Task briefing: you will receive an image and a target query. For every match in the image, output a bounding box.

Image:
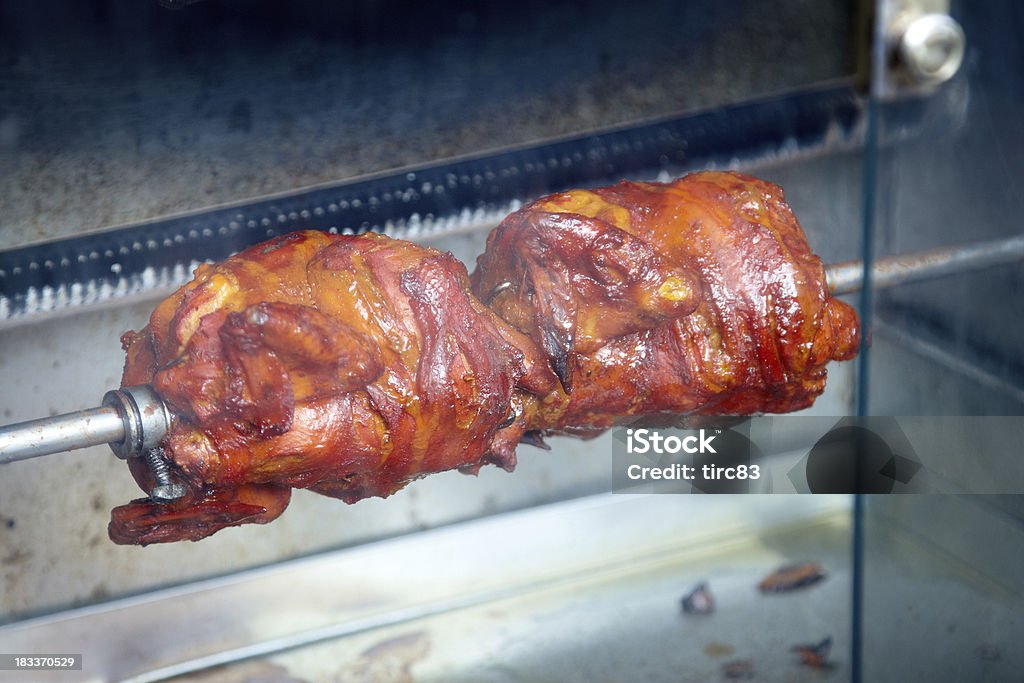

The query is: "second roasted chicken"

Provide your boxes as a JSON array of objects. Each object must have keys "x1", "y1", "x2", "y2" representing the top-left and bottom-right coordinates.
[
  {"x1": 473, "y1": 172, "x2": 860, "y2": 434},
  {"x1": 110, "y1": 171, "x2": 859, "y2": 544}
]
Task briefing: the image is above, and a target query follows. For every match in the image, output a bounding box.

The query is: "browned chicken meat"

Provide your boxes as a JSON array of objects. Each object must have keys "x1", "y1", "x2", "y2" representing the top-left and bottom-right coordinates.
[
  {"x1": 111, "y1": 231, "x2": 554, "y2": 544},
  {"x1": 110, "y1": 171, "x2": 859, "y2": 545},
  {"x1": 472, "y1": 172, "x2": 860, "y2": 434}
]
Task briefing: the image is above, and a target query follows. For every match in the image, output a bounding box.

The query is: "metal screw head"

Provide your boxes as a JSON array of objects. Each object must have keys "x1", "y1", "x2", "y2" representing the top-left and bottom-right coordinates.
[
  {"x1": 898, "y1": 13, "x2": 966, "y2": 85},
  {"x1": 149, "y1": 482, "x2": 188, "y2": 503}
]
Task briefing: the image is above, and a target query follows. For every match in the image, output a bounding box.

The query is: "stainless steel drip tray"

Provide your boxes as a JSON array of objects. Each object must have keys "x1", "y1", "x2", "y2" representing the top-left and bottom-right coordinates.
[{"x1": 1, "y1": 495, "x2": 853, "y2": 683}]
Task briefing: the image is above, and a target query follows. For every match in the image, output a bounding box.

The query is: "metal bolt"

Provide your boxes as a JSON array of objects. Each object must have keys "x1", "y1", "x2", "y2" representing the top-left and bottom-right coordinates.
[
  {"x1": 144, "y1": 447, "x2": 187, "y2": 503},
  {"x1": 897, "y1": 13, "x2": 965, "y2": 86}
]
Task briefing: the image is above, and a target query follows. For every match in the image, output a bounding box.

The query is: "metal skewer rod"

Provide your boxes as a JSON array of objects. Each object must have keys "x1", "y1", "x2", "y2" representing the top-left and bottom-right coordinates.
[
  {"x1": 1, "y1": 235, "x2": 1023, "y2": 465},
  {"x1": 826, "y1": 234, "x2": 1024, "y2": 295},
  {"x1": 0, "y1": 405, "x2": 125, "y2": 464},
  {"x1": 0, "y1": 386, "x2": 169, "y2": 465}
]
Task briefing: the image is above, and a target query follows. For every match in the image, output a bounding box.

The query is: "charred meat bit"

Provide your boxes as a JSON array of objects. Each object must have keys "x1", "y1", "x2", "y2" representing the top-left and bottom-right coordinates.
[
  {"x1": 758, "y1": 562, "x2": 827, "y2": 593},
  {"x1": 791, "y1": 636, "x2": 833, "y2": 668}
]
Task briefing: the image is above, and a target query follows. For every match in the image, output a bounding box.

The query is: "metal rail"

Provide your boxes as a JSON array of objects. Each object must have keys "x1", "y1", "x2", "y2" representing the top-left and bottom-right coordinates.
[
  {"x1": 0, "y1": 85, "x2": 865, "y2": 325},
  {"x1": 827, "y1": 234, "x2": 1024, "y2": 295}
]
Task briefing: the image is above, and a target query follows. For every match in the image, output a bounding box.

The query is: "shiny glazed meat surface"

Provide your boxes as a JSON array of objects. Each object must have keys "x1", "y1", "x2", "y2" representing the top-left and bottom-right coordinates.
[
  {"x1": 111, "y1": 172, "x2": 858, "y2": 544},
  {"x1": 111, "y1": 231, "x2": 553, "y2": 544},
  {"x1": 472, "y1": 172, "x2": 859, "y2": 433}
]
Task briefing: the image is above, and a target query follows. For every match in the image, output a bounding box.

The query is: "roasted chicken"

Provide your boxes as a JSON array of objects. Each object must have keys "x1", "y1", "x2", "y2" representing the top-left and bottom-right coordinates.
[
  {"x1": 111, "y1": 231, "x2": 554, "y2": 544},
  {"x1": 472, "y1": 172, "x2": 860, "y2": 434},
  {"x1": 110, "y1": 171, "x2": 859, "y2": 545}
]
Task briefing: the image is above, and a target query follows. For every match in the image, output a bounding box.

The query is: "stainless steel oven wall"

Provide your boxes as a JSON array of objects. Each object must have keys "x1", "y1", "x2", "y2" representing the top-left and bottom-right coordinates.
[
  {"x1": 0, "y1": 0, "x2": 863, "y2": 625},
  {"x1": 0, "y1": 0, "x2": 856, "y2": 248}
]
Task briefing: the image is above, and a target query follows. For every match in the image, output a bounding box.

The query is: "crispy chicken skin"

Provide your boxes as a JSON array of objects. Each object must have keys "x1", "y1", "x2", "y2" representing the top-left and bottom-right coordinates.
[
  {"x1": 471, "y1": 172, "x2": 860, "y2": 433},
  {"x1": 111, "y1": 231, "x2": 553, "y2": 545},
  {"x1": 110, "y1": 172, "x2": 859, "y2": 544}
]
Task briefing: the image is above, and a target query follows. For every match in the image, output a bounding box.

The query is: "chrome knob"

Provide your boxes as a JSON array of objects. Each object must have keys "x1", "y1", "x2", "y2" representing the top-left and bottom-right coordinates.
[{"x1": 897, "y1": 13, "x2": 965, "y2": 86}]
